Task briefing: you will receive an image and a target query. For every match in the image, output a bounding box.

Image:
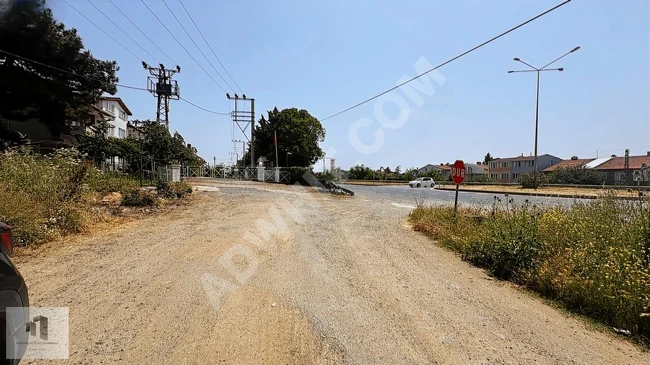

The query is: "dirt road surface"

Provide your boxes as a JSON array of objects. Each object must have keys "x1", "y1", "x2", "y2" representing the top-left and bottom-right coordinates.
[{"x1": 17, "y1": 180, "x2": 648, "y2": 364}]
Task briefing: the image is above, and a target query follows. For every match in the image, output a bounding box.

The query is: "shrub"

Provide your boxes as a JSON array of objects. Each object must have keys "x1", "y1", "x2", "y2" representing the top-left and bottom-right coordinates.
[
  {"x1": 409, "y1": 194, "x2": 650, "y2": 339},
  {"x1": 0, "y1": 148, "x2": 90, "y2": 244},
  {"x1": 464, "y1": 199, "x2": 542, "y2": 281},
  {"x1": 288, "y1": 167, "x2": 313, "y2": 185},
  {"x1": 170, "y1": 182, "x2": 193, "y2": 198},
  {"x1": 517, "y1": 171, "x2": 548, "y2": 188},
  {"x1": 86, "y1": 169, "x2": 140, "y2": 194},
  {"x1": 548, "y1": 166, "x2": 606, "y2": 185},
  {"x1": 156, "y1": 180, "x2": 192, "y2": 199},
  {"x1": 120, "y1": 189, "x2": 159, "y2": 207}
]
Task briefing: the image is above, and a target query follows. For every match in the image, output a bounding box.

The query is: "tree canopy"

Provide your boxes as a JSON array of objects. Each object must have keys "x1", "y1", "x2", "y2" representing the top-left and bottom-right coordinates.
[
  {"x1": 0, "y1": 0, "x2": 118, "y2": 137},
  {"x1": 483, "y1": 152, "x2": 494, "y2": 165},
  {"x1": 76, "y1": 120, "x2": 205, "y2": 168},
  {"x1": 241, "y1": 107, "x2": 325, "y2": 167}
]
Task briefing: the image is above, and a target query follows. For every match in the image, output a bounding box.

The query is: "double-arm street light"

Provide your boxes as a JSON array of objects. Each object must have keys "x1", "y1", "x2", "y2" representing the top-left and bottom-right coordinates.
[{"x1": 508, "y1": 46, "x2": 580, "y2": 188}]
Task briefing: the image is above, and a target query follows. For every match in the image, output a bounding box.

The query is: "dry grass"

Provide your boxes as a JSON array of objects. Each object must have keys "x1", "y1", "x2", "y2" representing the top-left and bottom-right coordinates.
[
  {"x1": 0, "y1": 148, "x2": 190, "y2": 247},
  {"x1": 409, "y1": 194, "x2": 650, "y2": 341}
]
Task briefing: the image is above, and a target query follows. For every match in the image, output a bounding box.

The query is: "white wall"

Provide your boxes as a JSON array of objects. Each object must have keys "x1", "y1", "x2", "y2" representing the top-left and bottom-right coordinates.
[{"x1": 99, "y1": 99, "x2": 129, "y2": 139}]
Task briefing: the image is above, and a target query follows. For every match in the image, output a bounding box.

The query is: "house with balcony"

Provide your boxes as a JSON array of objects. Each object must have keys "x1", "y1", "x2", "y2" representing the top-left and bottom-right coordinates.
[
  {"x1": 95, "y1": 96, "x2": 132, "y2": 139},
  {"x1": 488, "y1": 154, "x2": 562, "y2": 183}
]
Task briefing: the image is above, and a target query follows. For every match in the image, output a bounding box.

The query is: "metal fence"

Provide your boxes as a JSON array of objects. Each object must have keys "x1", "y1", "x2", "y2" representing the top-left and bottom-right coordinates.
[{"x1": 181, "y1": 166, "x2": 291, "y2": 184}]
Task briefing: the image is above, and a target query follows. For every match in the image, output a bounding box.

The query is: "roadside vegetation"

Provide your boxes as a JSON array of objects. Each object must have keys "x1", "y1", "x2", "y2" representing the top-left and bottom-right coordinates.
[
  {"x1": 0, "y1": 148, "x2": 192, "y2": 246},
  {"x1": 409, "y1": 193, "x2": 650, "y2": 341}
]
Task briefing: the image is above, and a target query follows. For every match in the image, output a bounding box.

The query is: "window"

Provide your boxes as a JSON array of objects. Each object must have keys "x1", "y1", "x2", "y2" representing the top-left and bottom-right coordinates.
[
  {"x1": 103, "y1": 101, "x2": 115, "y2": 113},
  {"x1": 119, "y1": 110, "x2": 127, "y2": 120},
  {"x1": 618, "y1": 173, "x2": 626, "y2": 181},
  {"x1": 514, "y1": 161, "x2": 521, "y2": 167},
  {"x1": 106, "y1": 124, "x2": 115, "y2": 137},
  {"x1": 490, "y1": 162, "x2": 497, "y2": 169},
  {"x1": 490, "y1": 173, "x2": 498, "y2": 179},
  {"x1": 502, "y1": 162, "x2": 508, "y2": 168},
  {"x1": 118, "y1": 128, "x2": 126, "y2": 138},
  {"x1": 501, "y1": 173, "x2": 509, "y2": 180}
]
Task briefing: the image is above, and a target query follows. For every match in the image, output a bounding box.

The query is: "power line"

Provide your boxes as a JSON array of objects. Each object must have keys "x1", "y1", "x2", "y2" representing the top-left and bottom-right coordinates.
[
  {"x1": 180, "y1": 97, "x2": 230, "y2": 115},
  {"x1": 62, "y1": 0, "x2": 144, "y2": 62},
  {"x1": 140, "y1": 0, "x2": 228, "y2": 93},
  {"x1": 178, "y1": 0, "x2": 244, "y2": 94},
  {"x1": 0, "y1": 49, "x2": 228, "y2": 115},
  {"x1": 321, "y1": 0, "x2": 573, "y2": 121},
  {"x1": 108, "y1": 0, "x2": 177, "y2": 66},
  {"x1": 162, "y1": 0, "x2": 234, "y2": 92},
  {"x1": 86, "y1": 0, "x2": 158, "y2": 63}
]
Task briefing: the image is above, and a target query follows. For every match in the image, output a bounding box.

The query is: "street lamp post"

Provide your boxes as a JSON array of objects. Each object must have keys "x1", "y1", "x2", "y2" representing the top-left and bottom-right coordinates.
[{"x1": 508, "y1": 46, "x2": 580, "y2": 189}]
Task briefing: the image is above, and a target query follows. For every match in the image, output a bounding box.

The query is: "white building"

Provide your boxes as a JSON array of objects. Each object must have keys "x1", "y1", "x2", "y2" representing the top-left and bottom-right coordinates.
[{"x1": 97, "y1": 96, "x2": 132, "y2": 139}]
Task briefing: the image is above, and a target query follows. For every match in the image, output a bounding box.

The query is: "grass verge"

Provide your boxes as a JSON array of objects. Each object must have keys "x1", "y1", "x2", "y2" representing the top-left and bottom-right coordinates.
[
  {"x1": 409, "y1": 193, "x2": 650, "y2": 342},
  {"x1": 0, "y1": 148, "x2": 192, "y2": 246}
]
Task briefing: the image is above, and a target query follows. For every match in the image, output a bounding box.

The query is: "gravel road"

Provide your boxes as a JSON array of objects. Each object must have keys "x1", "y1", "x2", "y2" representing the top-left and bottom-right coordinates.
[{"x1": 16, "y1": 180, "x2": 648, "y2": 364}]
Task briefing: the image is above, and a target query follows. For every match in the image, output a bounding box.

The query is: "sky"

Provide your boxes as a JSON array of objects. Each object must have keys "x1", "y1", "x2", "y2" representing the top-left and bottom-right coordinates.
[{"x1": 45, "y1": 0, "x2": 649, "y2": 171}]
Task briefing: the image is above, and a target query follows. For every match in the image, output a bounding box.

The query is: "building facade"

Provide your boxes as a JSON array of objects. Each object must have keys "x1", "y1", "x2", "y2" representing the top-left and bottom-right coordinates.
[
  {"x1": 488, "y1": 154, "x2": 562, "y2": 183},
  {"x1": 417, "y1": 164, "x2": 451, "y2": 180},
  {"x1": 97, "y1": 96, "x2": 132, "y2": 139},
  {"x1": 540, "y1": 153, "x2": 650, "y2": 185}
]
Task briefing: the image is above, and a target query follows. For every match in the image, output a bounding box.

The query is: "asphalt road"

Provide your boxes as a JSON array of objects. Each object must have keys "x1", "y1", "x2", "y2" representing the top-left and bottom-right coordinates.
[{"x1": 339, "y1": 184, "x2": 580, "y2": 208}]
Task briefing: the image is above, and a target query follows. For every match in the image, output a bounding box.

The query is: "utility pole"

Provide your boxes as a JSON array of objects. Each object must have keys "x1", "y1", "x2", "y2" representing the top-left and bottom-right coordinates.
[
  {"x1": 226, "y1": 94, "x2": 255, "y2": 166},
  {"x1": 143, "y1": 62, "x2": 181, "y2": 129},
  {"x1": 624, "y1": 148, "x2": 630, "y2": 185}
]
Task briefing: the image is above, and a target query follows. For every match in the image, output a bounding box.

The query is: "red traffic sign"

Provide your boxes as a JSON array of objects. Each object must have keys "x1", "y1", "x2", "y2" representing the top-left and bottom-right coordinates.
[{"x1": 451, "y1": 160, "x2": 466, "y2": 184}]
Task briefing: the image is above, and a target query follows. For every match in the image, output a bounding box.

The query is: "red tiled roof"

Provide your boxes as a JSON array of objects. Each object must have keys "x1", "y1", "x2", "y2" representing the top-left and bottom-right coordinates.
[
  {"x1": 541, "y1": 158, "x2": 595, "y2": 172},
  {"x1": 438, "y1": 165, "x2": 451, "y2": 170},
  {"x1": 594, "y1": 155, "x2": 650, "y2": 170}
]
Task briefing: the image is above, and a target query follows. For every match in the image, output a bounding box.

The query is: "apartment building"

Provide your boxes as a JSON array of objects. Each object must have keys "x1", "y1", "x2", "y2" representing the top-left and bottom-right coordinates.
[
  {"x1": 97, "y1": 96, "x2": 132, "y2": 139},
  {"x1": 488, "y1": 154, "x2": 562, "y2": 183}
]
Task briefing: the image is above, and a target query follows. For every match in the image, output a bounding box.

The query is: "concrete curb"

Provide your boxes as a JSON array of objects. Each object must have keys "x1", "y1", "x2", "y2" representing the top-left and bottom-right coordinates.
[{"x1": 435, "y1": 187, "x2": 641, "y2": 201}]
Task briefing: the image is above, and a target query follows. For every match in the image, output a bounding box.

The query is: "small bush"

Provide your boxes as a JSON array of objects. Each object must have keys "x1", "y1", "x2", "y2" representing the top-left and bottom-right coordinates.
[
  {"x1": 86, "y1": 169, "x2": 140, "y2": 194},
  {"x1": 288, "y1": 167, "x2": 313, "y2": 185},
  {"x1": 517, "y1": 171, "x2": 549, "y2": 188},
  {"x1": 0, "y1": 148, "x2": 90, "y2": 244},
  {"x1": 156, "y1": 180, "x2": 192, "y2": 199},
  {"x1": 121, "y1": 189, "x2": 159, "y2": 207},
  {"x1": 548, "y1": 166, "x2": 606, "y2": 185},
  {"x1": 170, "y1": 182, "x2": 193, "y2": 198}
]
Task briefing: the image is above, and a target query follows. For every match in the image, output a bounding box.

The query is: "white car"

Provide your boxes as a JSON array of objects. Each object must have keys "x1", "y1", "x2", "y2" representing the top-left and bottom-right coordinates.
[{"x1": 409, "y1": 177, "x2": 435, "y2": 188}]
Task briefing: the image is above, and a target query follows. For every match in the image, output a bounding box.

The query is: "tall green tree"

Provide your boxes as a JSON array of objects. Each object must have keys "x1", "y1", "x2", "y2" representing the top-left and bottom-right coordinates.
[
  {"x1": 241, "y1": 107, "x2": 325, "y2": 167},
  {"x1": 483, "y1": 152, "x2": 494, "y2": 165},
  {"x1": 0, "y1": 0, "x2": 118, "y2": 137}
]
